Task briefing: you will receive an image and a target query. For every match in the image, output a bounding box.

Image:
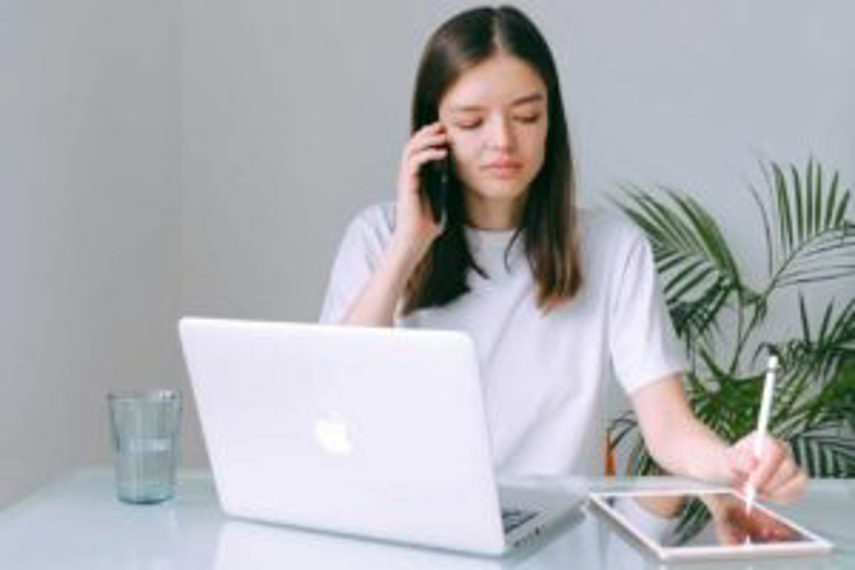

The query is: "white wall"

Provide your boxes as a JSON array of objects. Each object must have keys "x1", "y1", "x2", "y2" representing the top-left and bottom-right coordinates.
[
  {"x1": 0, "y1": 0, "x2": 183, "y2": 504},
  {"x1": 180, "y1": 1, "x2": 428, "y2": 321}
]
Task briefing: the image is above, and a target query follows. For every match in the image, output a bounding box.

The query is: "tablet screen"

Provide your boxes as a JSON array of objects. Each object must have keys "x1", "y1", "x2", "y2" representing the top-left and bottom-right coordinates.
[{"x1": 597, "y1": 491, "x2": 812, "y2": 549}]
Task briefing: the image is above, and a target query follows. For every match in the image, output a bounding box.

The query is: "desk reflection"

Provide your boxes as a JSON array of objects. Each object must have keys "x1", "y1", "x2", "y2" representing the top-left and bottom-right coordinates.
[
  {"x1": 216, "y1": 520, "x2": 510, "y2": 569},
  {"x1": 215, "y1": 511, "x2": 586, "y2": 570}
]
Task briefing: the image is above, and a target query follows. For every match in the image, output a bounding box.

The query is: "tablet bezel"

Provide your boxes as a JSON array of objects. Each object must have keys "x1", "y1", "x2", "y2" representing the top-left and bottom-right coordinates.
[{"x1": 589, "y1": 488, "x2": 833, "y2": 561}]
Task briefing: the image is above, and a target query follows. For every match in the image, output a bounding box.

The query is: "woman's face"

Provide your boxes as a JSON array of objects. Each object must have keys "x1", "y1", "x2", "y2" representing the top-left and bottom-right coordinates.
[{"x1": 438, "y1": 53, "x2": 549, "y2": 215}]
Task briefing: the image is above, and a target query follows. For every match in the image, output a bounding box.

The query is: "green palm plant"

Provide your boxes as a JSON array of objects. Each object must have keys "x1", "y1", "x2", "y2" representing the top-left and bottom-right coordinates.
[{"x1": 609, "y1": 158, "x2": 855, "y2": 478}]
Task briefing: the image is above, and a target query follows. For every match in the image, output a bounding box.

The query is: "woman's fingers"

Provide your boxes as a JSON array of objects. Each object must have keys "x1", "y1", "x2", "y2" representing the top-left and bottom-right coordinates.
[
  {"x1": 762, "y1": 455, "x2": 799, "y2": 493},
  {"x1": 407, "y1": 133, "x2": 448, "y2": 157},
  {"x1": 405, "y1": 123, "x2": 447, "y2": 157},
  {"x1": 765, "y1": 468, "x2": 808, "y2": 503},
  {"x1": 399, "y1": 123, "x2": 448, "y2": 179},
  {"x1": 747, "y1": 437, "x2": 787, "y2": 493},
  {"x1": 726, "y1": 433, "x2": 808, "y2": 504},
  {"x1": 405, "y1": 146, "x2": 448, "y2": 177},
  {"x1": 392, "y1": 122, "x2": 453, "y2": 246},
  {"x1": 726, "y1": 443, "x2": 758, "y2": 478},
  {"x1": 760, "y1": 461, "x2": 807, "y2": 503}
]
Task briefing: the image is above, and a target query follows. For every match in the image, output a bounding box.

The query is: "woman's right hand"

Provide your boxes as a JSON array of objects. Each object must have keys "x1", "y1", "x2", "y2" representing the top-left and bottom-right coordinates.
[
  {"x1": 338, "y1": 122, "x2": 450, "y2": 327},
  {"x1": 391, "y1": 122, "x2": 449, "y2": 260}
]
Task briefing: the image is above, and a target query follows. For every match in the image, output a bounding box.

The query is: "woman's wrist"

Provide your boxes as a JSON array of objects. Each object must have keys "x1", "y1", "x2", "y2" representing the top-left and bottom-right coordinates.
[
  {"x1": 388, "y1": 233, "x2": 431, "y2": 272},
  {"x1": 683, "y1": 432, "x2": 733, "y2": 484},
  {"x1": 342, "y1": 242, "x2": 417, "y2": 326}
]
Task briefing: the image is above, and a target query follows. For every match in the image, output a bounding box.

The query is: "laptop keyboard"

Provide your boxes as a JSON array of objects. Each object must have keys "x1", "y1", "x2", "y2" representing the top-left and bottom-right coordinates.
[{"x1": 501, "y1": 508, "x2": 538, "y2": 534}]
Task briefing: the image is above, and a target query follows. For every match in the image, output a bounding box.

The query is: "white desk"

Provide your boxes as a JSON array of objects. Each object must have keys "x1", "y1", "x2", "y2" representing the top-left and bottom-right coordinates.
[{"x1": 1, "y1": 467, "x2": 852, "y2": 569}]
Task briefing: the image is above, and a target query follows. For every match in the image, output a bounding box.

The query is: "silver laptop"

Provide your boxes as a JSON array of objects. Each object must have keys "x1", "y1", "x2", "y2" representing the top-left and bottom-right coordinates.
[{"x1": 179, "y1": 317, "x2": 581, "y2": 556}]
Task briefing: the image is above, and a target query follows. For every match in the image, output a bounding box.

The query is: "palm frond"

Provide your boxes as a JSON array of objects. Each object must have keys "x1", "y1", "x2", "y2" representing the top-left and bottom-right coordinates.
[
  {"x1": 669, "y1": 283, "x2": 730, "y2": 362},
  {"x1": 614, "y1": 187, "x2": 747, "y2": 351},
  {"x1": 789, "y1": 432, "x2": 855, "y2": 477},
  {"x1": 777, "y1": 297, "x2": 855, "y2": 382},
  {"x1": 761, "y1": 159, "x2": 855, "y2": 290}
]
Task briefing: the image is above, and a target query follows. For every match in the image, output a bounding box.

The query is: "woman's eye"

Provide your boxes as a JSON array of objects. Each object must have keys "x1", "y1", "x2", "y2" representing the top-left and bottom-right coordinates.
[
  {"x1": 515, "y1": 114, "x2": 541, "y2": 124},
  {"x1": 456, "y1": 121, "x2": 482, "y2": 130}
]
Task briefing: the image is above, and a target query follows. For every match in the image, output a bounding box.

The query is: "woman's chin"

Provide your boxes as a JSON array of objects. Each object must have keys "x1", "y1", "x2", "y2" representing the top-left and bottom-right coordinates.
[{"x1": 466, "y1": 178, "x2": 529, "y2": 199}]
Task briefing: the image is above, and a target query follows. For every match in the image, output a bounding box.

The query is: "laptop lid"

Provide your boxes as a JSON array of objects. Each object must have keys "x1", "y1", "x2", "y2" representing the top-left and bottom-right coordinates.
[{"x1": 179, "y1": 317, "x2": 507, "y2": 554}]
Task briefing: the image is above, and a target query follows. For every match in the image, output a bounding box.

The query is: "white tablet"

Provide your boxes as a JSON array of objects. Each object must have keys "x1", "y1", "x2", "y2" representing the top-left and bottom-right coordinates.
[{"x1": 589, "y1": 488, "x2": 833, "y2": 561}]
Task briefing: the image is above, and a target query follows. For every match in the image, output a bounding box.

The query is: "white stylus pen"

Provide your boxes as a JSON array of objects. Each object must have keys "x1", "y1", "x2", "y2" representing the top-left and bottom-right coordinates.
[{"x1": 745, "y1": 355, "x2": 780, "y2": 512}]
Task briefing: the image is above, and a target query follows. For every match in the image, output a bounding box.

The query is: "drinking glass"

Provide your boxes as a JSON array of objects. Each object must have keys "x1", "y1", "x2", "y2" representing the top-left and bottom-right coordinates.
[{"x1": 108, "y1": 389, "x2": 182, "y2": 504}]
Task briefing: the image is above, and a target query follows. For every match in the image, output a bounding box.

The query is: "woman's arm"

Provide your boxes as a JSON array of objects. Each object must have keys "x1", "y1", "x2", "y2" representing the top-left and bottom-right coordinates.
[
  {"x1": 342, "y1": 238, "x2": 427, "y2": 326},
  {"x1": 340, "y1": 123, "x2": 449, "y2": 326},
  {"x1": 631, "y1": 374, "x2": 730, "y2": 481},
  {"x1": 631, "y1": 374, "x2": 807, "y2": 502}
]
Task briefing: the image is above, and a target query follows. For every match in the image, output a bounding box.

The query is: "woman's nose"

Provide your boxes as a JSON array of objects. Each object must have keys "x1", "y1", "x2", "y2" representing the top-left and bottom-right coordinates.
[{"x1": 486, "y1": 116, "x2": 514, "y2": 151}]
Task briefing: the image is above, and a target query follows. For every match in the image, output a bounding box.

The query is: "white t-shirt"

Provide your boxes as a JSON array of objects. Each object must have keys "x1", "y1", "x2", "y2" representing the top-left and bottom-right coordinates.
[{"x1": 320, "y1": 202, "x2": 684, "y2": 477}]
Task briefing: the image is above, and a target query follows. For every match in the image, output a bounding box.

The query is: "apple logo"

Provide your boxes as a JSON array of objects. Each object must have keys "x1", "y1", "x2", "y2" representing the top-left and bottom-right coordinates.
[{"x1": 314, "y1": 412, "x2": 353, "y2": 457}]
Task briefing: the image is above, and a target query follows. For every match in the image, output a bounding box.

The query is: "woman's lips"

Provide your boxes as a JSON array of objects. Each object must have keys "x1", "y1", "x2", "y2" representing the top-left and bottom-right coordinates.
[{"x1": 482, "y1": 162, "x2": 523, "y2": 178}]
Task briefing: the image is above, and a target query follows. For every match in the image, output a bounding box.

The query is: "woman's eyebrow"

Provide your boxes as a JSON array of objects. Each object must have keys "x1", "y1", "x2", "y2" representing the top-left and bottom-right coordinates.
[
  {"x1": 509, "y1": 93, "x2": 545, "y2": 107},
  {"x1": 449, "y1": 92, "x2": 545, "y2": 113}
]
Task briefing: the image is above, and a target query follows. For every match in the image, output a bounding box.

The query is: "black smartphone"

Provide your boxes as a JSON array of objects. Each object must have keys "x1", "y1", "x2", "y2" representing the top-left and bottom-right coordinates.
[{"x1": 419, "y1": 149, "x2": 450, "y2": 225}]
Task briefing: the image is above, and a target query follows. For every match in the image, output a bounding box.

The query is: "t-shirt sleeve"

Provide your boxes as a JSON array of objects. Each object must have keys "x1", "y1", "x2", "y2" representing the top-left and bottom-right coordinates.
[
  {"x1": 318, "y1": 207, "x2": 390, "y2": 324},
  {"x1": 608, "y1": 227, "x2": 685, "y2": 394}
]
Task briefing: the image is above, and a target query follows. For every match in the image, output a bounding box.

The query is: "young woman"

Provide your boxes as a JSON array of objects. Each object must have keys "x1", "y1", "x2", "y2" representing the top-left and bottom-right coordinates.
[{"x1": 320, "y1": 6, "x2": 805, "y2": 502}]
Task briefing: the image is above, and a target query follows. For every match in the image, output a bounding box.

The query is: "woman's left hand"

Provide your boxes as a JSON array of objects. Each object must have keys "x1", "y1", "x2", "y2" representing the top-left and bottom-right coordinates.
[{"x1": 725, "y1": 431, "x2": 808, "y2": 503}]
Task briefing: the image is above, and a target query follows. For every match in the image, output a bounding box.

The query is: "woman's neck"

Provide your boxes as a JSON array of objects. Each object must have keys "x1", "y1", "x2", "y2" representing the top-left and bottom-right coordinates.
[{"x1": 463, "y1": 191, "x2": 527, "y2": 230}]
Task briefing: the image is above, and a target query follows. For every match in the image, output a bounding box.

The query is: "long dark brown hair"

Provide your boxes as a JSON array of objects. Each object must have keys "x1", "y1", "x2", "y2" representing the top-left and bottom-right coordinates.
[{"x1": 403, "y1": 5, "x2": 582, "y2": 315}]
